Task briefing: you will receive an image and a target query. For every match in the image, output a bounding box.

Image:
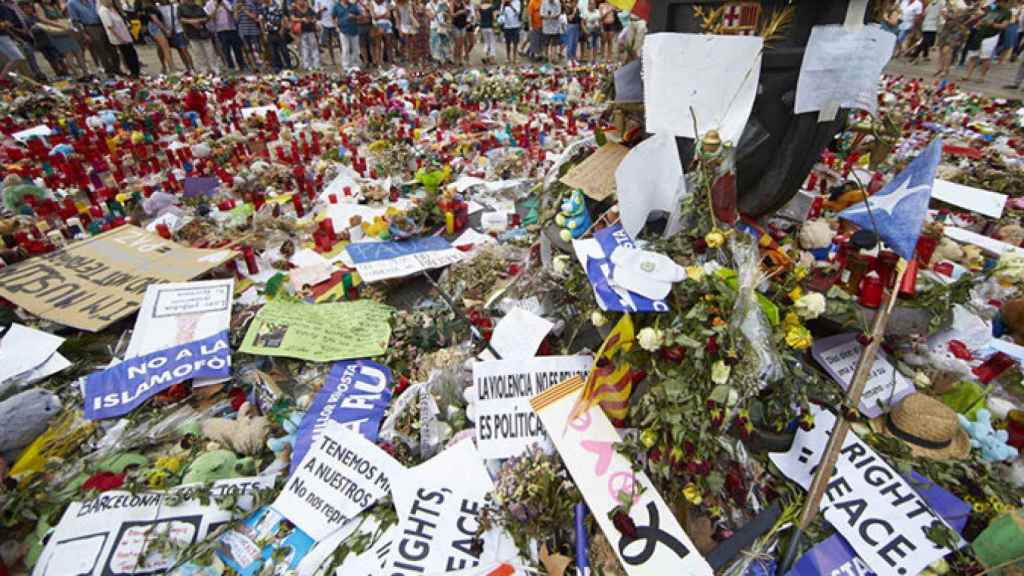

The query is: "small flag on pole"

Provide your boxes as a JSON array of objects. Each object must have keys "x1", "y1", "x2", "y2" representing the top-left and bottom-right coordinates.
[
  {"x1": 839, "y1": 139, "x2": 943, "y2": 261},
  {"x1": 567, "y1": 314, "x2": 636, "y2": 426}
]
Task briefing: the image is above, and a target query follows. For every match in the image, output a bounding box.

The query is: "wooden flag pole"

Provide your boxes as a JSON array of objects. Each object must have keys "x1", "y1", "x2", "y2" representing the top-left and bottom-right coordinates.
[{"x1": 779, "y1": 260, "x2": 909, "y2": 572}]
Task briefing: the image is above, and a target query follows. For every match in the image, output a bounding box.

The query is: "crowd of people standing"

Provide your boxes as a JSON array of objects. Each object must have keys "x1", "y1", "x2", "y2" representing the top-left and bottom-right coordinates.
[
  {"x1": 0, "y1": 0, "x2": 635, "y2": 81},
  {"x1": 886, "y1": 0, "x2": 1024, "y2": 85}
]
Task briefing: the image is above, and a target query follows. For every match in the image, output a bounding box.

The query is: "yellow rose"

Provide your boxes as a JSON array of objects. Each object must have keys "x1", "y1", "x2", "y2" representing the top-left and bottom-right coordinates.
[
  {"x1": 783, "y1": 312, "x2": 801, "y2": 328},
  {"x1": 683, "y1": 483, "x2": 703, "y2": 505},
  {"x1": 640, "y1": 429, "x2": 657, "y2": 449},
  {"x1": 686, "y1": 265, "x2": 705, "y2": 282},
  {"x1": 788, "y1": 287, "x2": 803, "y2": 302},
  {"x1": 793, "y1": 266, "x2": 809, "y2": 281},
  {"x1": 786, "y1": 325, "x2": 813, "y2": 350},
  {"x1": 705, "y1": 230, "x2": 725, "y2": 249}
]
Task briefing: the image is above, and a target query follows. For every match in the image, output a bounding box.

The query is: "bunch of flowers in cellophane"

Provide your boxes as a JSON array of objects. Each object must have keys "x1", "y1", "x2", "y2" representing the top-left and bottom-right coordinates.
[{"x1": 728, "y1": 233, "x2": 784, "y2": 390}]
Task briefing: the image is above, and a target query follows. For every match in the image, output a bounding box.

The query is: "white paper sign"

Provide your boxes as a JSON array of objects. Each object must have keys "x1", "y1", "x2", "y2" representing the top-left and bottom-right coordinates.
[
  {"x1": 32, "y1": 477, "x2": 273, "y2": 576},
  {"x1": 944, "y1": 225, "x2": 1024, "y2": 257},
  {"x1": 794, "y1": 24, "x2": 896, "y2": 116},
  {"x1": 387, "y1": 440, "x2": 501, "y2": 576},
  {"x1": 13, "y1": 124, "x2": 52, "y2": 144},
  {"x1": 240, "y1": 105, "x2": 279, "y2": 120},
  {"x1": 931, "y1": 180, "x2": 1007, "y2": 219},
  {"x1": 272, "y1": 422, "x2": 400, "y2": 541},
  {"x1": 615, "y1": 132, "x2": 688, "y2": 239},
  {"x1": 478, "y1": 307, "x2": 555, "y2": 361},
  {"x1": 531, "y1": 377, "x2": 713, "y2": 576},
  {"x1": 769, "y1": 407, "x2": 959, "y2": 576},
  {"x1": 643, "y1": 33, "x2": 763, "y2": 144},
  {"x1": 811, "y1": 333, "x2": 913, "y2": 419},
  {"x1": 0, "y1": 323, "x2": 65, "y2": 386},
  {"x1": 473, "y1": 355, "x2": 591, "y2": 459}
]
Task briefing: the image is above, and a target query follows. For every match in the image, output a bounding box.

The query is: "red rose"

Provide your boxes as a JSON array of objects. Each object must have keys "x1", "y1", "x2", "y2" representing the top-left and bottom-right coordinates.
[
  {"x1": 82, "y1": 471, "x2": 126, "y2": 493},
  {"x1": 611, "y1": 511, "x2": 637, "y2": 538}
]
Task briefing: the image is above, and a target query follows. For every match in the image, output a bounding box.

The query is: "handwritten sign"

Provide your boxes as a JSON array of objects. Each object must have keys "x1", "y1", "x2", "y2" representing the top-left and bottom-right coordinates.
[
  {"x1": 812, "y1": 333, "x2": 912, "y2": 418},
  {"x1": 290, "y1": 360, "x2": 393, "y2": 475},
  {"x1": 84, "y1": 329, "x2": 232, "y2": 420},
  {"x1": 346, "y1": 237, "x2": 465, "y2": 283},
  {"x1": 32, "y1": 477, "x2": 272, "y2": 576},
  {"x1": 473, "y1": 355, "x2": 591, "y2": 459},
  {"x1": 239, "y1": 300, "x2": 392, "y2": 362},
  {"x1": 794, "y1": 25, "x2": 896, "y2": 116},
  {"x1": 272, "y1": 422, "x2": 400, "y2": 540},
  {"x1": 531, "y1": 376, "x2": 713, "y2": 576},
  {"x1": 387, "y1": 440, "x2": 500, "y2": 576},
  {"x1": 770, "y1": 406, "x2": 960, "y2": 576},
  {"x1": 0, "y1": 225, "x2": 233, "y2": 331}
]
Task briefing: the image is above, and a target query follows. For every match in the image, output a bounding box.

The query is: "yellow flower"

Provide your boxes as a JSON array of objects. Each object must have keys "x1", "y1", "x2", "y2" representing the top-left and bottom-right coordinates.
[
  {"x1": 786, "y1": 324, "x2": 813, "y2": 350},
  {"x1": 640, "y1": 429, "x2": 657, "y2": 449},
  {"x1": 783, "y1": 312, "x2": 800, "y2": 328},
  {"x1": 683, "y1": 483, "x2": 703, "y2": 505},
  {"x1": 147, "y1": 469, "x2": 169, "y2": 489},
  {"x1": 705, "y1": 230, "x2": 725, "y2": 249},
  {"x1": 759, "y1": 234, "x2": 773, "y2": 248},
  {"x1": 155, "y1": 455, "x2": 183, "y2": 474},
  {"x1": 788, "y1": 287, "x2": 803, "y2": 302},
  {"x1": 793, "y1": 266, "x2": 809, "y2": 281},
  {"x1": 686, "y1": 265, "x2": 705, "y2": 282}
]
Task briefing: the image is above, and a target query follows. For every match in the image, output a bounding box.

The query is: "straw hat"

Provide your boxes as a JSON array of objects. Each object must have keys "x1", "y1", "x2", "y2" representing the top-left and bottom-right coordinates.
[{"x1": 869, "y1": 393, "x2": 971, "y2": 460}]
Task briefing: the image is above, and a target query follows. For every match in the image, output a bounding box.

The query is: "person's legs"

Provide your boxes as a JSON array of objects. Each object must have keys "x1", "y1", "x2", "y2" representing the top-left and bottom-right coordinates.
[
  {"x1": 325, "y1": 26, "x2": 338, "y2": 65},
  {"x1": 566, "y1": 23, "x2": 578, "y2": 62},
  {"x1": 118, "y1": 43, "x2": 140, "y2": 75},
  {"x1": 963, "y1": 53, "x2": 978, "y2": 80},
  {"x1": 215, "y1": 30, "x2": 235, "y2": 68}
]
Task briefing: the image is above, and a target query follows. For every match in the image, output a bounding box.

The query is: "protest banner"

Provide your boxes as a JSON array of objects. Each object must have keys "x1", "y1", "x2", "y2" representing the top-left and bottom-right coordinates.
[
  {"x1": 239, "y1": 300, "x2": 392, "y2": 362},
  {"x1": 290, "y1": 360, "x2": 394, "y2": 475},
  {"x1": 125, "y1": 279, "x2": 234, "y2": 388},
  {"x1": 84, "y1": 329, "x2": 232, "y2": 420},
  {"x1": 572, "y1": 224, "x2": 670, "y2": 313},
  {"x1": 531, "y1": 376, "x2": 713, "y2": 576},
  {"x1": 272, "y1": 422, "x2": 401, "y2": 540},
  {"x1": 0, "y1": 225, "x2": 234, "y2": 331},
  {"x1": 472, "y1": 355, "x2": 591, "y2": 459},
  {"x1": 770, "y1": 406, "x2": 960, "y2": 576},
  {"x1": 812, "y1": 333, "x2": 913, "y2": 418},
  {"x1": 787, "y1": 470, "x2": 970, "y2": 576},
  {"x1": 794, "y1": 25, "x2": 896, "y2": 117},
  {"x1": 346, "y1": 237, "x2": 465, "y2": 283},
  {"x1": 387, "y1": 440, "x2": 507, "y2": 576},
  {"x1": 217, "y1": 506, "x2": 315, "y2": 576},
  {"x1": 32, "y1": 477, "x2": 273, "y2": 576}
]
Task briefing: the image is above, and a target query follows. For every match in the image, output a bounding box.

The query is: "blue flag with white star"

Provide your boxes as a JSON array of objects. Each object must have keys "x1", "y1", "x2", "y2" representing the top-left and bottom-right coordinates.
[{"x1": 839, "y1": 139, "x2": 943, "y2": 261}]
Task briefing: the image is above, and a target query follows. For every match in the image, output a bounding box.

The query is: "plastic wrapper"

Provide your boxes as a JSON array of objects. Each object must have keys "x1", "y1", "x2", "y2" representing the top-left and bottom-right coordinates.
[{"x1": 729, "y1": 234, "x2": 784, "y2": 387}]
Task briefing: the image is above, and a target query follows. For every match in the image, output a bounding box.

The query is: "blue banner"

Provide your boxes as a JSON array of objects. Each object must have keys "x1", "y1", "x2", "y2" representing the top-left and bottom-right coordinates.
[
  {"x1": 289, "y1": 359, "x2": 393, "y2": 475},
  {"x1": 585, "y1": 224, "x2": 669, "y2": 313},
  {"x1": 786, "y1": 471, "x2": 970, "y2": 576},
  {"x1": 84, "y1": 329, "x2": 232, "y2": 420},
  {"x1": 346, "y1": 236, "x2": 452, "y2": 264}
]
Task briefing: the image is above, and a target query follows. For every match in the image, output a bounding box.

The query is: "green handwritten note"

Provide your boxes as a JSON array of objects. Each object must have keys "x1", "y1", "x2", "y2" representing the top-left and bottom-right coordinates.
[{"x1": 239, "y1": 300, "x2": 393, "y2": 362}]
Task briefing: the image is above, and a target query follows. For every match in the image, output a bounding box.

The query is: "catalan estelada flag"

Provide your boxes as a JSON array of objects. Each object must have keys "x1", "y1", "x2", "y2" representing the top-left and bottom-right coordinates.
[
  {"x1": 608, "y1": 0, "x2": 650, "y2": 21},
  {"x1": 568, "y1": 314, "x2": 636, "y2": 426}
]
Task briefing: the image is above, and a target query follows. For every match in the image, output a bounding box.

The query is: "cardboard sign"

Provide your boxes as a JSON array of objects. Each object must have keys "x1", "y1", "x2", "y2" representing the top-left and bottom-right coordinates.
[
  {"x1": 787, "y1": 470, "x2": 971, "y2": 576},
  {"x1": 931, "y1": 179, "x2": 1007, "y2": 219},
  {"x1": 572, "y1": 224, "x2": 670, "y2": 313},
  {"x1": 84, "y1": 329, "x2": 232, "y2": 420},
  {"x1": 125, "y1": 279, "x2": 234, "y2": 388},
  {"x1": 217, "y1": 507, "x2": 315, "y2": 576},
  {"x1": 795, "y1": 24, "x2": 895, "y2": 117},
  {"x1": 239, "y1": 300, "x2": 392, "y2": 362},
  {"x1": 0, "y1": 225, "x2": 233, "y2": 331},
  {"x1": 531, "y1": 377, "x2": 713, "y2": 576},
  {"x1": 944, "y1": 225, "x2": 1024, "y2": 257},
  {"x1": 560, "y1": 142, "x2": 630, "y2": 201},
  {"x1": 32, "y1": 477, "x2": 272, "y2": 576},
  {"x1": 290, "y1": 360, "x2": 393, "y2": 475},
  {"x1": 812, "y1": 333, "x2": 913, "y2": 419},
  {"x1": 272, "y1": 422, "x2": 400, "y2": 541},
  {"x1": 769, "y1": 406, "x2": 960, "y2": 576},
  {"x1": 346, "y1": 237, "x2": 465, "y2": 283},
  {"x1": 473, "y1": 355, "x2": 591, "y2": 459},
  {"x1": 387, "y1": 440, "x2": 499, "y2": 576},
  {"x1": 643, "y1": 33, "x2": 762, "y2": 144}
]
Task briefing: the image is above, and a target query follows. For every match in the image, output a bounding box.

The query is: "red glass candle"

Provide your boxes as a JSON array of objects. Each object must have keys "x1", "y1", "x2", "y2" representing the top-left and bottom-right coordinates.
[
  {"x1": 242, "y1": 246, "x2": 259, "y2": 274},
  {"x1": 859, "y1": 272, "x2": 884, "y2": 309}
]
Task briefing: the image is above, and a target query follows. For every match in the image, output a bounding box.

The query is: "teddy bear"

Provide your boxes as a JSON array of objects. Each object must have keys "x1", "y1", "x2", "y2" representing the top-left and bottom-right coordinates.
[
  {"x1": 931, "y1": 237, "x2": 964, "y2": 265},
  {"x1": 201, "y1": 402, "x2": 270, "y2": 456},
  {"x1": 1001, "y1": 299, "x2": 1024, "y2": 345},
  {"x1": 998, "y1": 224, "x2": 1024, "y2": 247},
  {"x1": 798, "y1": 219, "x2": 835, "y2": 250},
  {"x1": 959, "y1": 409, "x2": 1019, "y2": 462}
]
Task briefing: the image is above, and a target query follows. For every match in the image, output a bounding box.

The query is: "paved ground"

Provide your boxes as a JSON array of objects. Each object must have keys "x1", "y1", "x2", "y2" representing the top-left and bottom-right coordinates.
[
  {"x1": 884, "y1": 52, "x2": 1024, "y2": 100},
  {"x1": 35, "y1": 38, "x2": 1024, "y2": 101}
]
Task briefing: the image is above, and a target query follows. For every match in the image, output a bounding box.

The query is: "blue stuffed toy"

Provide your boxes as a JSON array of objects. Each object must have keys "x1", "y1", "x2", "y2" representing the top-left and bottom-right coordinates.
[
  {"x1": 555, "y1": 189, "x2": 591, "y2": 242},
  {"x1": 959, "y1": 409, "x2": 1019, "y2": 462}
]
